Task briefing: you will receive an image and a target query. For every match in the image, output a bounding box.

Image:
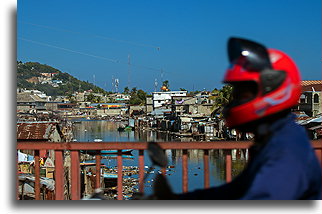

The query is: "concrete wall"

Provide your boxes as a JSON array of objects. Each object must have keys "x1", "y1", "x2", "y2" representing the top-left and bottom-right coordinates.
[
  {"x1": 129, "y1": 105, "x2": 145, "y2": 115},
  {"x1": 312, "y1": 92, "x2": 321, "y2": 116},
  {"x1": 17, "y1": 105, "x2": 35, "y2": 112},
  {"x1": 45, "y1": 103, "x2": 58, "y2": 111},
  {"x1": 197, "y1": 105, "x2": 213, "y2": 116},
  {"x1": 299, "y1": 91, "x2": 321, "y2": 117},
  {"x1": 96, "y1": 108, "x2": 126, "y2": 116},
  {"x1": 187, "y1": 104, "x2": 213, "y2": 116},
  {"x1": 152, "y1": 91, "x2": 187, "y2": 109},
  {"x1": 146, "y1": 105, "x2": 153, "y2": 113}
]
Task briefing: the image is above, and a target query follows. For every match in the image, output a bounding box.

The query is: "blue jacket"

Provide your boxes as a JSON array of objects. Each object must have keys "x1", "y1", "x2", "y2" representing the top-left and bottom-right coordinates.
[{"x1": 179, "y1": 114, "x2": 321, "y2": 199}]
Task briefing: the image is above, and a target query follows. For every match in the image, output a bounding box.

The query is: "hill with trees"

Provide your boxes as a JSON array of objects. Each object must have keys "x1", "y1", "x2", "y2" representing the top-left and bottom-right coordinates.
[{"x1": 17, "y1": 61, "x2": 109, "y2": 97}]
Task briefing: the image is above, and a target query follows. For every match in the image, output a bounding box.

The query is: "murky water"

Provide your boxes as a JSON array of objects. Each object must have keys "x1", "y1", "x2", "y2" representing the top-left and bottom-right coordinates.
[{"x1": 72, "y1": 120, "x2": 247, "y2": 195}]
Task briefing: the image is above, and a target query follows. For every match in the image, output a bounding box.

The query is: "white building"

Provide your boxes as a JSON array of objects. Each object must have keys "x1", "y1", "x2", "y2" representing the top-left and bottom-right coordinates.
[
  {"x1": 152, "y1": 91, "x2": 187, "y2": 109},
  {"x1": 108, "y1": 93, "x2": 131, "y2": 102}
]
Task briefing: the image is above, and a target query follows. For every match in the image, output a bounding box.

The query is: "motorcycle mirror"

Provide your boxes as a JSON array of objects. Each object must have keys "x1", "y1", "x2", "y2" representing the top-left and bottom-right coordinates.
[{"x1": 147, "y1": 142, "x2": 168, "y2": 168}]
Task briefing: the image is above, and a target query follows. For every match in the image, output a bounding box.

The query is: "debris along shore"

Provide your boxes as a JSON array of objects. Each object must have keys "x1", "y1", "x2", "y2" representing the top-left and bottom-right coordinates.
[
  {"x1": 80, "y1": 152, "x2": 176, "y2": 200},
  {"x1": 81, "y1": 164, "x2": 140, "y2": 200}
]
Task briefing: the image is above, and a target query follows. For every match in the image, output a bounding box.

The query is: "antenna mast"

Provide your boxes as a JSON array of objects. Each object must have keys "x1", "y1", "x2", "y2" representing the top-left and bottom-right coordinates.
[
  {"x1": 115, "y1": 78, "x2": 119, "y2": 93},
  {"x1": 112, "y1": 75, "x2": 114, "y2": 93},
  {"x1": 128, "y1": 54, "x2": 131, "y2": 89},
  {"x1": 161, "y1": 68, "x2": 164, "y2": 83},
  {"x1": 154, "y1": 78, "x2": 158, "y2": 92}
]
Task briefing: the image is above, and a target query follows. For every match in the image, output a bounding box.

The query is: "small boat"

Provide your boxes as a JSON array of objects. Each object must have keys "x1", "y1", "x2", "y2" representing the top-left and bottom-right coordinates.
[
  {"x1": 101, "y1": 149, "x2": 133, "y2": 155},
  {"x1": 117, "y1": 126, "x2": 134, "y2": 132},
  {"x1": 103, "y1": 172, "x2": 117, "y2": 187},
  {"x1": 101, "y1": 154, "x2": 134, "y2": 159},
  {"x1": 94, "y1": 139, "x2": 103, "y2": 142},
  {"x1": 103, "y1": 172, "x2": 118, "y2": 179}
]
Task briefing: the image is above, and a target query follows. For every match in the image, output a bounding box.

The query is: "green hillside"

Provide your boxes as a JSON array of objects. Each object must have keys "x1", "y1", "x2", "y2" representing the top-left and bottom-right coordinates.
[{"x1": 17, "y1": 61, "x2": 108, "y2": 96}]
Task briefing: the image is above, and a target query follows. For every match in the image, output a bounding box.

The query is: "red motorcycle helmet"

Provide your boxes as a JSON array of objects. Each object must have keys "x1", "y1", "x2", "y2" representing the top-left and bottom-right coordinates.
[{"x1": 223, "y1": 37, "x2": 301, "y2": 129}]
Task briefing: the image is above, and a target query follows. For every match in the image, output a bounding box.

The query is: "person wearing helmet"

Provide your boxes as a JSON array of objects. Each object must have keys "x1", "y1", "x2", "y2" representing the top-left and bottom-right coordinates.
[{"x1": 154, "y1": 37, "x2": 321, "y2": 200}]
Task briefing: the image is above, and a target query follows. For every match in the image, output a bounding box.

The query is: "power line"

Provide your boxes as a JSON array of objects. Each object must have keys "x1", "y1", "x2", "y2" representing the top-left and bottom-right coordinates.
[
  {"x1": 19, "y1": 37, "x2": 162, "y2": 72},
  {"x1": 20, "y1": 21, "x2": 161, "y2": 51},
  {"x1": 19, "y1": 37, "x2": 119, "y2": 63}
]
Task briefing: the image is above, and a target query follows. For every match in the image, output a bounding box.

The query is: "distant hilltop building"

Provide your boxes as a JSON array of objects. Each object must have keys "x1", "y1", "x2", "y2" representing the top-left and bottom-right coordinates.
[
  {"x1": 26, "y1": 76, "x2": 39, "y2": 84},
  {"x1": 41, "y1": 72, "x2": 58, "y2": 78},
  {"x1": 26, "y1": 72, "x2": 61, "y2": 87}
]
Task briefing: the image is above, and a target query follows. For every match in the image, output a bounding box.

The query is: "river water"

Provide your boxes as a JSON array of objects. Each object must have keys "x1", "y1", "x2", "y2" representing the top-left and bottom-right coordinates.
[{"x1": 72, "y1": 120, "x2": 246, "y2": 195}]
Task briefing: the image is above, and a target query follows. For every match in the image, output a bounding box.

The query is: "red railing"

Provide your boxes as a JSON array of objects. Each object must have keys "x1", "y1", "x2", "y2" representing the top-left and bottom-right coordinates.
[{"x1": 16, "y1": 140, "x2": 322, "y2": 200}]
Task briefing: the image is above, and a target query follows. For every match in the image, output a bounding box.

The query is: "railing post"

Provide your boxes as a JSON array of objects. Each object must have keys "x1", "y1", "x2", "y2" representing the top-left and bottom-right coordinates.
[
  {"x1": 225, "y1": 150, "x2": 232, "y2": 183},
  {"x1": 161, "y1": 149, "x2": 167, "y2": 175},
  {"x1": 95, "y1": 151, "x2": 101, "y2": 189},
  {"x1": 138, "y1": 150, "x2": 144, "y2": 193},
  {"x1": 117, "y1": 150, "x2": 123, "y2": 200},
  {"x1": 70, "y1": 150, "x2": 80, "y2": 200},
  {"x1": 182, "y1": 149, "x2": 188, "y2": 193},
  {"x1": 34, "y1": 150, "x2": 41, "y2": 200},
  {"x1": 54, "y1": 150, "x2": 64, "y2": 200},
  {"x1": 16, "y1": 154, "x2": 19, "y2": 200},
  {"x1": 203, "y1": 149, "x2": 210, "y2": 188}
]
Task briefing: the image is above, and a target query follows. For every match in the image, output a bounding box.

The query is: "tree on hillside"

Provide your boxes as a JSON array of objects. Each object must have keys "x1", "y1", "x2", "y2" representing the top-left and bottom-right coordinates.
[
  {"x1": 162, "y1": 80, "x2": 169, "y2": 89},
  {"x1": 123, "y1": 87, "x2": 130, "y2": 94},
  {"x1": 210, "y1": 85, "x2": 233, "y2": 116},
  {"x1": 188, "y1": 90, "x2": 201, "y2": 96},
  {"x1": 131, "y1": 87, "x2": 137, "y2": 94},
  {"x1": 137, "y1": 90, "x2": 147, "y2": 103},
  {"x1": 17, "y1": 61, "x2": 110, "y2": 96},
  {"x1": 86, "y1": 93, "x2": 96, "y2": 103},
  {"x1": 129, "y1": 88, "x2": 147, "y2": 105}
]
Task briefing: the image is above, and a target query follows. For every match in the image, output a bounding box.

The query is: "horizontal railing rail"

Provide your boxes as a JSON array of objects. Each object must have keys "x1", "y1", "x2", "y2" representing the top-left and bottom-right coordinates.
[{"x1": 17, "y1": 140, "x2": 322, "y2": 200}]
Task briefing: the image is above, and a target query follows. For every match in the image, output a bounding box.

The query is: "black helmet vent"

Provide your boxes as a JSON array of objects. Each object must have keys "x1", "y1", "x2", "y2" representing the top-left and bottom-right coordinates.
[{"x1": 260, "y1": 69, "x2": 286, "y2": 95}]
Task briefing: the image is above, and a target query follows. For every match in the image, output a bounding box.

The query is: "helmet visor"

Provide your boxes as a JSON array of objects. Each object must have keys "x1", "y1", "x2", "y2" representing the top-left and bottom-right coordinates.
[{"x1": 228, "y1": 37, "x2": 272, "y2": 71}]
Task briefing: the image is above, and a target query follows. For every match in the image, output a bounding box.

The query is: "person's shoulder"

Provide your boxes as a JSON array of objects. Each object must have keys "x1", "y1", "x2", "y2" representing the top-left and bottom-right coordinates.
[
  {"x1": 277, "y1": 115, "x2": 307, "y2": 137},
  {"x1": 269, "y1": 117, "x2": 310, "y2": 151}
]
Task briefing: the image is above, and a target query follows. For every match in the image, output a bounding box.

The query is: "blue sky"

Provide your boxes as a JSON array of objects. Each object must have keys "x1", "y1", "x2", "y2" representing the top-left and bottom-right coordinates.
[{"x1": 17, "y1": 0, "x2": 321, "y2": 93}]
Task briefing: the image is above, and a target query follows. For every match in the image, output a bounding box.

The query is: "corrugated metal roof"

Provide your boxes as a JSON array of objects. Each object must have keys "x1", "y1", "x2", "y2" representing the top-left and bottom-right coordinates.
[
  {"x1": 17, "y1": 122, "x2": 58, "y2": 140},
  {"x1": 296, "y1": 115, "x2": 322, "y2": 125},
  {"x1": 17, "y1": 93, "x2": 47, "y2": 102}
]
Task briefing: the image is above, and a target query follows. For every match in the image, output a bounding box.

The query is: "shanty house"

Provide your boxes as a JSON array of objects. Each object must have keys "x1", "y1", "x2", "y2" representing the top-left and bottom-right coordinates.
[
  {"x1": 17, "y1": 122, "x2": 63, "y2": 157},
  {"x1": 17, "y1": 92, "x2": 48, "y2": 113}
]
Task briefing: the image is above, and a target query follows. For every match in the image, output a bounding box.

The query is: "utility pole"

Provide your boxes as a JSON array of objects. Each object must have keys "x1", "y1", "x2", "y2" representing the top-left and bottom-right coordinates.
[
  {"x1": 115, "y1": 79, "x2": 119, "y2": 93},
  {"x1": 112, "y1": 75, "x2": 114, "y2": 93},
  {"x1": 154, "y1": 78, "x2": 158, "y2": 92},
  {"x1": 161, "y1": 68, "x2": 164, "y2": 83},
  {"x1": 128, "y1": 54, "x2": 131, "y2": 89}
]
